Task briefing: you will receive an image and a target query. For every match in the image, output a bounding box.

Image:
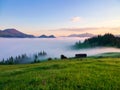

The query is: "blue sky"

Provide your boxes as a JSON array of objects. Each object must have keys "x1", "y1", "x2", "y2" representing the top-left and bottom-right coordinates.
[{"x1": 0, "y1": 0, "x2": 120, "y2": 36}]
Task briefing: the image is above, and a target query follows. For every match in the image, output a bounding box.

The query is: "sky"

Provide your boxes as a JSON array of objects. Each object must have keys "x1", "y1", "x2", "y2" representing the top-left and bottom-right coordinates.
[{"x1": 0, "y1": 0, "x2": 120, "y2": 36}]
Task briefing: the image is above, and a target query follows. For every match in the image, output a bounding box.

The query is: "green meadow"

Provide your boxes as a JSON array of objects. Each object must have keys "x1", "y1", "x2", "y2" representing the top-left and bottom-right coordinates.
[{"x1": 0, "y1": 57, "x2": 120, "y2": 90}]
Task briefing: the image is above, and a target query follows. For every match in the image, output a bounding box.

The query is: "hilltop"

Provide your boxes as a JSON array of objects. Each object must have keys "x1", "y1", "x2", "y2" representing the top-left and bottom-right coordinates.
[
  {"x1": 68, "y1": 33, "x2": 95, "y2": 37},
  {"x1": 0, "y1": 28, "x2": 56, "y2": 38},
  {"x1": 38, "y1": 35, "x2": 56, "y2": 38},
  {"x1": 74, "y1": 33, "x2": 120, "y2": 49},
  {"x1": 0, "y1": 29, "x2": 35, "y2": 38}
]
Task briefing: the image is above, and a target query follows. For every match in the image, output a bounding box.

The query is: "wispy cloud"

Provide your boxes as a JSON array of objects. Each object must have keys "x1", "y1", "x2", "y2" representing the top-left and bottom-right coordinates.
[
  {"x1": 71, "y1": 16, "x2": 81, "y2": 23},
  {"x1": 37, "y1": 27, "x2": 120, "y2": 36},
  {"x1": 58, "y1": 27, "x2": 120, "y2": 32}
]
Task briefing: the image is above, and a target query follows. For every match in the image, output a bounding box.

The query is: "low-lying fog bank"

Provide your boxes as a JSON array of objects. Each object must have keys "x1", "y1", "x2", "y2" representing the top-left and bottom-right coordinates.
[{"x1": 1, "y1": 37, "x2": 120, "y2": 63}]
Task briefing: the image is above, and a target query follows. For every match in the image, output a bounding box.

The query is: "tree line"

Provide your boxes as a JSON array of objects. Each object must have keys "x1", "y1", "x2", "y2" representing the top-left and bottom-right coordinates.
[
  {"x1": 0, "y1": 51, "x2": 47, "y2": 65},
  {"x1": 74, "y1": 33, "x2": 120, "y2": 49}
]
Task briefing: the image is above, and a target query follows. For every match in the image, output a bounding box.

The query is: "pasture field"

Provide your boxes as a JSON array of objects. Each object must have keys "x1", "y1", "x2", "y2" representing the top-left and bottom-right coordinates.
[{"x1": 0, "y1": 57, "x2": 120, "y2": 90}]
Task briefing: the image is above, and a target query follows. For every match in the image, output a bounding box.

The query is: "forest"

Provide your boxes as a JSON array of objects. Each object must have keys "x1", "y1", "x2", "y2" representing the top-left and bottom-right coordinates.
[{"x1": 74, "y1": 33, "x2": 120, "y2": 49}]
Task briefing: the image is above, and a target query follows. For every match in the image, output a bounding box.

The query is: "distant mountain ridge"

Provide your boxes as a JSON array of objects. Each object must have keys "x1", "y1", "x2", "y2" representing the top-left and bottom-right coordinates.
[
  {"x1": 0, "y1": 28, "x2": 94, "y2": 38},
  {"x1": 0, "y1": 29, "x2": 35, "y2": 38},
  {"x1": 0, "y1": 28, "x2": 56, "y2": 38},
  {"x1": 68, "y1": 33, "x2": 95, "y2": 37},
  {"x1": 38, "y1": 35, "x2": 56, "y2": 38}
]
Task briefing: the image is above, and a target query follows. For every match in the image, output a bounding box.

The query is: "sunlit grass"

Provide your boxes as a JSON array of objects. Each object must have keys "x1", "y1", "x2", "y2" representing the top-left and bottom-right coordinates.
[{"x1": 0, "y1": 57, "x2": 120, "y2": 90}]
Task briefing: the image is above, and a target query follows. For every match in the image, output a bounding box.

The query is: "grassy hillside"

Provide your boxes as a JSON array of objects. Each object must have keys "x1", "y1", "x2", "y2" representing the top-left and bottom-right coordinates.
[
  {"x1": 96, "y1": 52, "x2": 120, "y2": 57},
  {"x1": 0, "y1": 58, "x2": 120, "y2": 90}
]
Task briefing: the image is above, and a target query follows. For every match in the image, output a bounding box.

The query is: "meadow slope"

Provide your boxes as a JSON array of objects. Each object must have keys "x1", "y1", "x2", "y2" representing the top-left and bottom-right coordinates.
[{"x1": 0, "y1": 58, "x2": 120, "y2": 90}]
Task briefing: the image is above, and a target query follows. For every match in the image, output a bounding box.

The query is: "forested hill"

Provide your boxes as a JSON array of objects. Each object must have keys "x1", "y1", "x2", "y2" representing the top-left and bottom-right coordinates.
[{"x1": 74, "y1": 33, "x2": 120, "y2": 48}]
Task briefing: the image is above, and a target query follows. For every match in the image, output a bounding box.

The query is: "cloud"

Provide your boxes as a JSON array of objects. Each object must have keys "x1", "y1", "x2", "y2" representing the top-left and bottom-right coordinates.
[
  {"x1": 48, "y1": 27, "x2": 120, "y2": 36},
  {"x1": 71, "y1": 16, "x2": 81, "y2": 22},
  {"x1": 58, "y1": 27, "x2": 120, "y2": 32},
  {"x1": 59, "y1": 27, "x2": 99, "y2": 31}
]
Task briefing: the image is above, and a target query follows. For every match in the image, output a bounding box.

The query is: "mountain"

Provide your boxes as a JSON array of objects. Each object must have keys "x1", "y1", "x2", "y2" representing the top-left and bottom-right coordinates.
[
  {"x1": 48, "y1": 35, "x2": 56, "y2": 38},
  {"x1": 0, "y1": 29, "x2": 35, "y2": 38},
  {"x1": 68, "y1": 33, "x2": 95, "y2": 37},
  {"x1": 38, "y1": 35, "x2": 56, "y2": 38}
]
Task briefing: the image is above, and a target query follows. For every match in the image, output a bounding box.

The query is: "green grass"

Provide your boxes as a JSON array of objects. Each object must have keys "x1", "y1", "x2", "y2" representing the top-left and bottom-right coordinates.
[
  {"x1": 0, "y1": 58, "x2": 120, "y2": 90},
  {"x1": 90, "y1": 52, "x2": 120, "y2": 59},
  {"x1": 96, "y1": 52, "x2": 120, "y2": 57}
]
